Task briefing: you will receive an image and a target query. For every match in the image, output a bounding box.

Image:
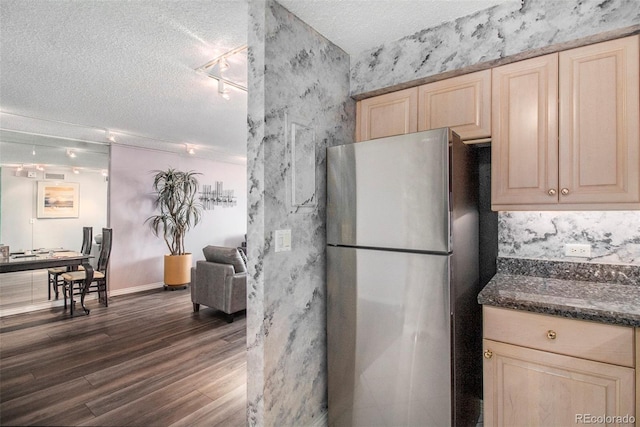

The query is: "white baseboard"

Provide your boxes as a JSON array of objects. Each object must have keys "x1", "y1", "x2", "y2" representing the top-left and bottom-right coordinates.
[
  {"x1": 109, "y1": 281, "x2": 165, "y2": 297},
  {"x1": 0, "y1": 282, "x2": 167, "y2": 317},
  {"x1": 0, "y1": 299, "x2": 64, "y2": 317}
]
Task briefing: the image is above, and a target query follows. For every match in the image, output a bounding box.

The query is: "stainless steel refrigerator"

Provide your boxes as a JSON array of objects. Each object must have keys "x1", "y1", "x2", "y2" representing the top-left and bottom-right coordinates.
[{"x1": 327, "y1": 128, "x2": 481, "y2": 427}]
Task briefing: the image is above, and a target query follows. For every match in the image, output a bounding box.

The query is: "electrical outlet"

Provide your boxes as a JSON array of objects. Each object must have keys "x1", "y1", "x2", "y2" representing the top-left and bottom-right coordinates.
[{"x1": 564, "y1": 243, "x2": 591, "y2": 258}]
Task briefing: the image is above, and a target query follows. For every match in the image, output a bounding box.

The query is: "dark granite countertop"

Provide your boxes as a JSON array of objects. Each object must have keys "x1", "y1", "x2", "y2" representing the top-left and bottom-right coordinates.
[{"x1": 478, "y1": 258, "x2": 640, "y2": 327}]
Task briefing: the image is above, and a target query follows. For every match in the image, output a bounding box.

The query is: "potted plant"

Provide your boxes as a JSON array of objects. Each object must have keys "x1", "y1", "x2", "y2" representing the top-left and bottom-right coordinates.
[{"x1": 146, "y1": 168, "x2": 202, "y2": 288}]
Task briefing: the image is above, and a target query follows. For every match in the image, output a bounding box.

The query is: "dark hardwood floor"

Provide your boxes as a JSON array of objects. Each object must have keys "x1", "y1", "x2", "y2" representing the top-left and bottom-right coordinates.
[{"x1": 0, "y1": 288, "x2": 247, "y2": 426}]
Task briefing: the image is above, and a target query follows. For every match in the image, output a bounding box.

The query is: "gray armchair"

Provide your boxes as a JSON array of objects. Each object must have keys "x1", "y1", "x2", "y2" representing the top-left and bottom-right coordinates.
[{"x1": 190, "y1": 246, "x2": 247, "y2": 322}]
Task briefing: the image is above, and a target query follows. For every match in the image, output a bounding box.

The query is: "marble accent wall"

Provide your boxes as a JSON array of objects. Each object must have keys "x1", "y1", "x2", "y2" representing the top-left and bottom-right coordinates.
[
  {"x1": 247, "y1": 1, "x2": 355, "y2": 425},
  {"x1": 351, "y1": 0, "x2": 640, "y2": 95},
  {"x1": 499, "y1": 212, "x2": 640, "y2": 265}
]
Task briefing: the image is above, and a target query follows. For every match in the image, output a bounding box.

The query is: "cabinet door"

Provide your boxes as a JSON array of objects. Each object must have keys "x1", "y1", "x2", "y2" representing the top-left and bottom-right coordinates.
[
  {"x1": 356, "y1": 87, "x2": 418, "y2": 142},
  {"x1": 483, "y1": 339, "x2": 635, "y2": 427},
  {"x1": 559, "y1": 35, "x2": 640, "y2": 205},
  {"x1": 417, "y1": 69, "x2": 491, "y2": 141},
  {"x1": 491, "y1": 54, "x2": 559, "y2": 208},
  {"x1": 637, "y1": 328, "x2": 640, "y2": 421}
]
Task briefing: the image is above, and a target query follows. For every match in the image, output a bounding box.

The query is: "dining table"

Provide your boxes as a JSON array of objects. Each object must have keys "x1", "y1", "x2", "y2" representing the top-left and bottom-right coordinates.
[{"x1": 0, "y1": 249, "x2": 95, "y2": 316}]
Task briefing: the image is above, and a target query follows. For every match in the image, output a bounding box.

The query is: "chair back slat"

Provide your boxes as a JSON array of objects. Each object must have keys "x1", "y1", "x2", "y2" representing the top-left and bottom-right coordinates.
[
  {"x1": 97, "y1": 228, "x2": 112, "y2": 273},
  {"x1": 81, "y1": 227, "x2": 93, "y2": 255}
]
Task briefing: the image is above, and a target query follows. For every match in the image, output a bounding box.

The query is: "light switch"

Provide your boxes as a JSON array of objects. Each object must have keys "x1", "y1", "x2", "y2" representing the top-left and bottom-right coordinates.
[{"x1": 275, "y1": 229, "x2": 292, "y2": 252}]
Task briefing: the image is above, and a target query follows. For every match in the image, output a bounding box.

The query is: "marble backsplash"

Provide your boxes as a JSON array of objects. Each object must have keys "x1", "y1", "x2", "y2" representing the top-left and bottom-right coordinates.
[
  {"x1": 351, "y1": 0, "x2": 640, "y2": 96},
  {"x1": 498, "y1": 211, "x2": 640, "y2": 265}
]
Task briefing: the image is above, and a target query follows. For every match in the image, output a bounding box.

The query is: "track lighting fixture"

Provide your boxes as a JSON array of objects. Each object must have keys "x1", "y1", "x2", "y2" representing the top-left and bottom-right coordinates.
[
  {"x1": 218, "y1": 81, "x2": 230, "y2": 100},
  {"x1": 67, "y1": 149, "x2": 77, "y2": 158},
  {"x1": 105, "y1": 129, "x2": 116, "y2": 143},
  {"x1": 195, "y1": 45, "x2": 247, "y2": 101}
]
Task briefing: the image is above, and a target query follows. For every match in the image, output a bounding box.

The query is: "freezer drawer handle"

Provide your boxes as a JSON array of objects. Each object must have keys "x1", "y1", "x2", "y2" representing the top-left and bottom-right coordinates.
[
  {"x1": 547, "y1": 330, "x2": 557, "y2": 340},
  {"x1": 483, "y1": 349, "x2": 493, "y2": 359}
]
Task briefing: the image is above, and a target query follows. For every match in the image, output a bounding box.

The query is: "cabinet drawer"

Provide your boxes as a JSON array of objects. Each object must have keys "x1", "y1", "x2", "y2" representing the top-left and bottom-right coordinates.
[{"x1": 483, "y1": 306, "x2": 634, "y2": 367}]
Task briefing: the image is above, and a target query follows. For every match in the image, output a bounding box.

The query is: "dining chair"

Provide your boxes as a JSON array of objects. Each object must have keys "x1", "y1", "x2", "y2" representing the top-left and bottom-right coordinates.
[
  {"x1": 61, "y1": 228, "x2": 112, "y2": 315},
  {"x1": 48, "y1": 226, "x2": 92, "y2": 300}
]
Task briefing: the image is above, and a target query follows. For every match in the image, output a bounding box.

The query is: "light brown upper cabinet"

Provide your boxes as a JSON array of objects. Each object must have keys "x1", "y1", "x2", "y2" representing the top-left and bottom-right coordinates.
[
  {"x1": 559, "y1": 36, "x2": 639, "y2": 206},
  {"x1": 418, "y1": 69, "x2": 491, "y2": 141},
  {"x1": 492, "y1": 35, "x2": 640, "y2": 210},
  {"x1": 491, "y1": 53, "x2": 559, "y2": 207},
  {"x1": 356, "y1": 72, "x2": 490, "y2": 143},
  {"x1": 356, "y1": 87, "x2": 418, "y2": 142}
]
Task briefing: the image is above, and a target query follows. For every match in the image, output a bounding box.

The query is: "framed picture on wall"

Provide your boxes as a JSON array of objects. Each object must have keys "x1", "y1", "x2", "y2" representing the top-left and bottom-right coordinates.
[{"x1": 37, "y1": 181, "x2": 80, "y2": 218}]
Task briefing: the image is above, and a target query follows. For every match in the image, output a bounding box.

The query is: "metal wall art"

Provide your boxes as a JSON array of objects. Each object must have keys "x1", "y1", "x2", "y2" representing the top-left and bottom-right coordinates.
[{"x1": 199, "y1": 182, "x2": 236, "y2": 210}]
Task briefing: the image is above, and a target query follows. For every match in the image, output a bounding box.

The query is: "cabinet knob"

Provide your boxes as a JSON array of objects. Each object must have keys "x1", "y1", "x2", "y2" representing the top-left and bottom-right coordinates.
[
  {"x1": 484, "y1": 349, "x2": 493, "y2": 359},
  {"x1": 548, "y1": 189, "x2": 557, "y2": 196},
  {"x1": 561, "y1": 188, "x2": 570, "y2": 195},
  {"x1": 547, "y1": 330, "x2": 557, "y2": 340}
]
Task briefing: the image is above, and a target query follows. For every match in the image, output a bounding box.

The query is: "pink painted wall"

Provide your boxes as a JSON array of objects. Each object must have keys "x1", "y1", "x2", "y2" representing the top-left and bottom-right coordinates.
[{"x1": 109, "y1": 145, "x2": 246, "y2": 291}]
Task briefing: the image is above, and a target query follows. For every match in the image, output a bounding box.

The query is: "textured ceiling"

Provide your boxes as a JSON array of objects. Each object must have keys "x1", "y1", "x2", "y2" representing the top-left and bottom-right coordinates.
[
  {"x1": 0, "y1": 0, "x2": 512, "y2": 166},
  {"x1": 278, "y1": 0, "x2": 515, "y2": 55},
  {"x1": 0, "y1": 0, "x2": 249, "y2": 164}
]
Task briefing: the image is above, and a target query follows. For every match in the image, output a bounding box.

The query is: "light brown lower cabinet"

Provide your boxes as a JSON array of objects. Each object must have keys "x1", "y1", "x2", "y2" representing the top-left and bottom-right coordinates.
[
  {"x1": 483, "y1": 306, "x2": 636, "y2": 426},
  {"x1": 483, "y1": 339, "x2": 635, "y2": 426},
  {"x1": 637, "y1": 328, "x2": 640, "y2": 422}
]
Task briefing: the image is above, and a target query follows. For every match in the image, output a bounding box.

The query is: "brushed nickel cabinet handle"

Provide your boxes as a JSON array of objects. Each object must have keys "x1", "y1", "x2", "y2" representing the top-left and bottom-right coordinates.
[
  {"x1": 484, "y1": 349, "x2": 493, "y2": 359},
  {"x1": 548, "y1": 189, "x2": 557, "y2": 196},
  {"x1": 547, "y1": 330, "x2": 557, "y2": 340},
  {"x1": 561, "y1": 188, "x2": 569, "y2": 196}
]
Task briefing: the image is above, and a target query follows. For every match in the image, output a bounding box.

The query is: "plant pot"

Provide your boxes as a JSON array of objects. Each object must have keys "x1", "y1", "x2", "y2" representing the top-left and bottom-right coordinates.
[{"x1": 164, "y1": 253, "x2": 192, "y2": 287}]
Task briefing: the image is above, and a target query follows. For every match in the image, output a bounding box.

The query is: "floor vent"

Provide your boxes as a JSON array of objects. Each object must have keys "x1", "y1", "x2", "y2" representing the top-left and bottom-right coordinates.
[{"x1": 44, "y1": 172, "x2": 65, "y2": 180}]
